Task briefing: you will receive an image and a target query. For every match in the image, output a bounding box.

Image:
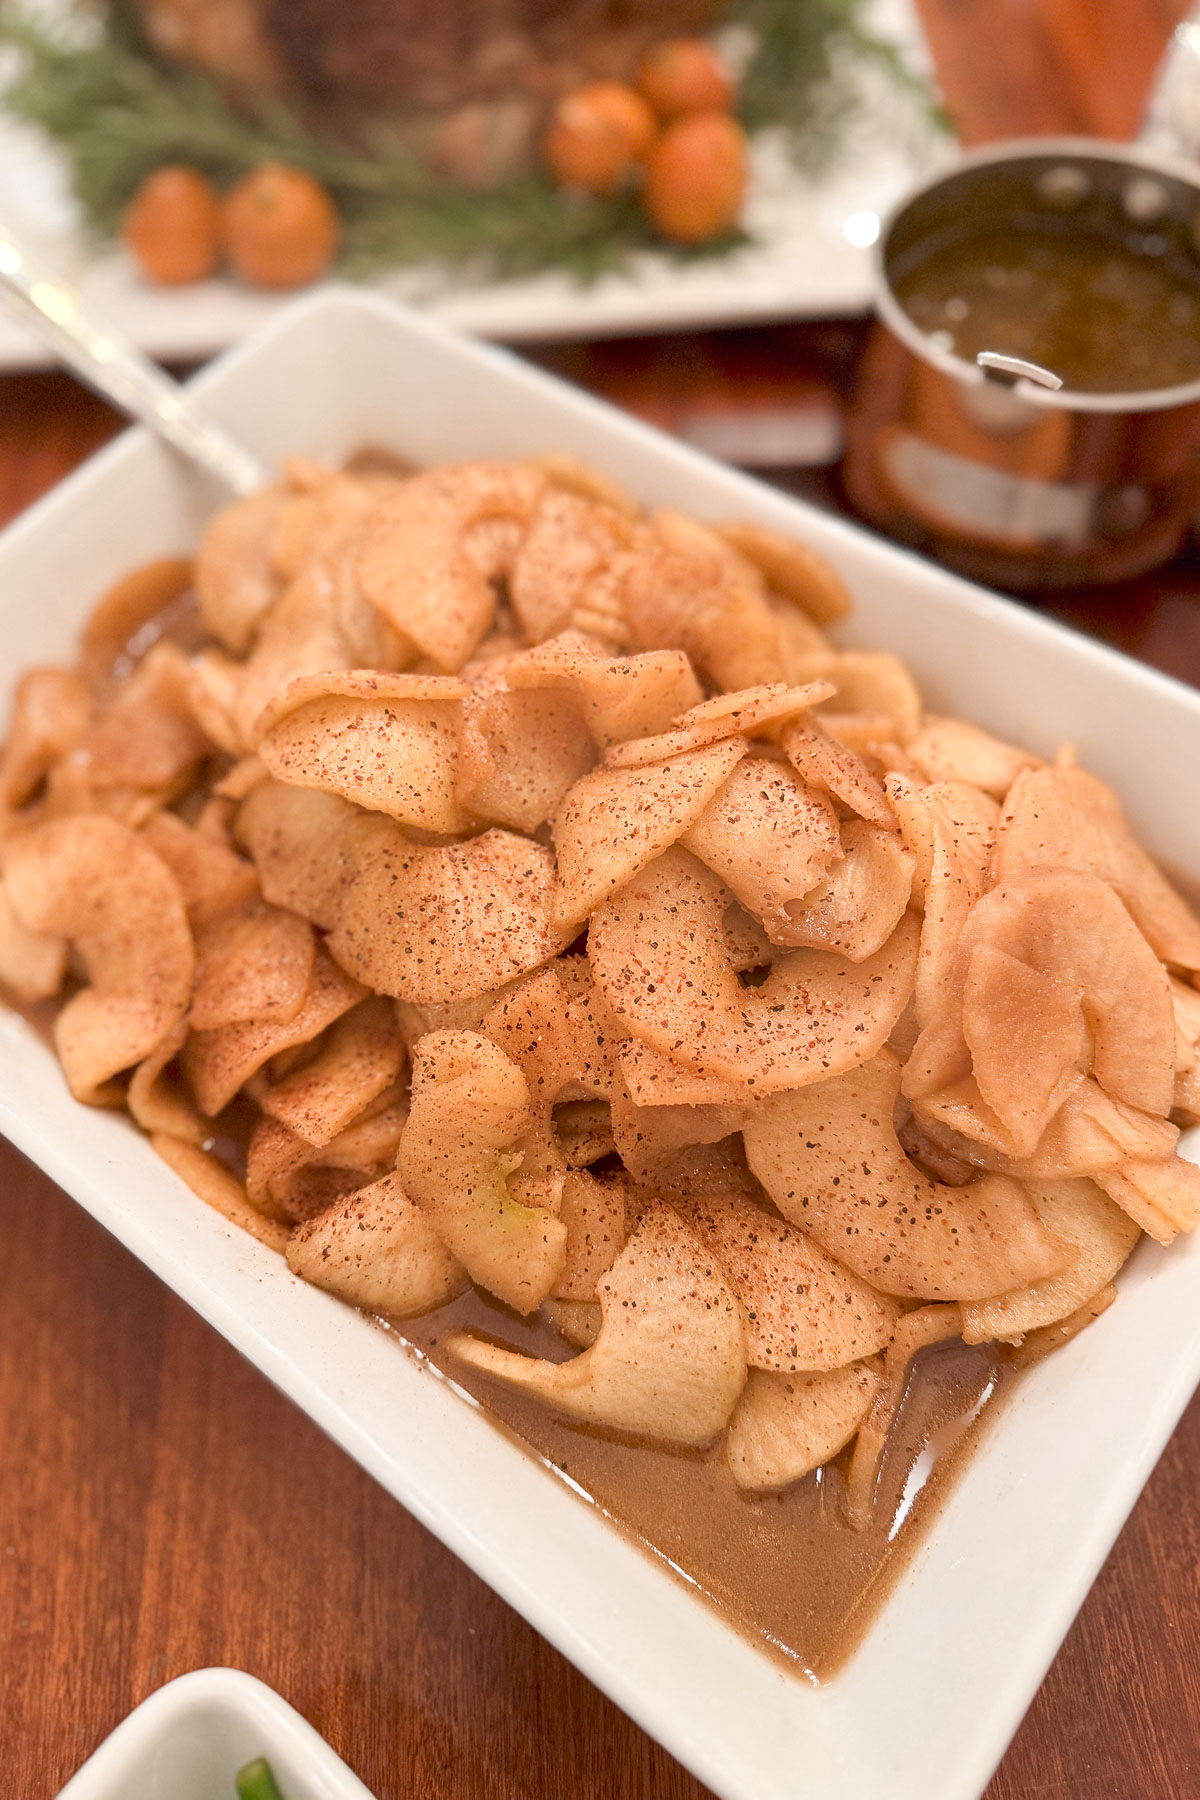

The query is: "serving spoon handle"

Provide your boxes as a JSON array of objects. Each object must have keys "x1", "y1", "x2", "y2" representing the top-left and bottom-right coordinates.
[{"x1": 0, "y1": 226, "x2": 270, "y2": 498}]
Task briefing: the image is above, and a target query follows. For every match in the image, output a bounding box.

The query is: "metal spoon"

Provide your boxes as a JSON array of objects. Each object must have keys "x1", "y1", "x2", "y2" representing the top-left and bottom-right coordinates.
[
  {"x1": 0, "y1": 226, "x2": 270, "y2": 497},
  {"x1": 976, "y1": 351, "x2": 1064, "y2": 392}
]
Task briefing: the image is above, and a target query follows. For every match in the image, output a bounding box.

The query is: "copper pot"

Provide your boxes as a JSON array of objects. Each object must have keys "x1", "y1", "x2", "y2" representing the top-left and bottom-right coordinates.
[{"x1": 843, "y1": 34, "x2": 1200, "y2": 589}]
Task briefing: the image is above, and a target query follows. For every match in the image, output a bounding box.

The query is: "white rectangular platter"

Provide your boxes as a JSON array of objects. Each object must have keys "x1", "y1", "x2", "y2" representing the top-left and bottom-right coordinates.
[
  {"x1": 3, "y1": 286, "x2": 1199, "y2": 1800},
  {"x1": 0, "y1": 0, "x2": 947, "y2": 367}
]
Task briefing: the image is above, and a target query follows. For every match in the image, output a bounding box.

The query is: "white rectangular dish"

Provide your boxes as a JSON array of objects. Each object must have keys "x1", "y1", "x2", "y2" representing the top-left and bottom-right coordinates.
[
  {"x1": 3, "y1": 286, "x2": 1199, "y2": 1800},
  {"x1": 56, "y1": 1668, "x2": 376, "y2": 1800}
]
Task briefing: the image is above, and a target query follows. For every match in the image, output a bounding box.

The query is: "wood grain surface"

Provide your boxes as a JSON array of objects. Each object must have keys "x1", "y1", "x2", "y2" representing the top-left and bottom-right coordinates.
[{"x1": 4, "y1": 3, "x2": 1200, "y2": 1796}]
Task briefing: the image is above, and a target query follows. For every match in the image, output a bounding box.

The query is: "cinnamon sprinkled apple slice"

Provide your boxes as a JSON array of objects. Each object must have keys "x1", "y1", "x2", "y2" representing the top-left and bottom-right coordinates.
[
  {"x1": 399, "y1": 1030, "x2": 567, "y2": 1314},
  {"x1": 446, "y1": 1201, "x2": 746, "y2": 1446}
]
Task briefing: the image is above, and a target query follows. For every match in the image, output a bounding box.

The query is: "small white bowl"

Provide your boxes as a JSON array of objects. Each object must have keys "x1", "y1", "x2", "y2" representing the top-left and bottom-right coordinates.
[
  {"x1": 55, "y1": 1669, "x2": 375, "y2": 1800},
  {"x1": 2, "y1": 287, "x2": 1198, "y2": 1800}
]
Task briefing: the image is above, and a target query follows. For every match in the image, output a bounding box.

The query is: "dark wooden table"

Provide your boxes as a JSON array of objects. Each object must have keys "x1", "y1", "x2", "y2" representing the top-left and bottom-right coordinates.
[{"x1": 4, "y1": 3, "x2": 1200, "y2": 1795}]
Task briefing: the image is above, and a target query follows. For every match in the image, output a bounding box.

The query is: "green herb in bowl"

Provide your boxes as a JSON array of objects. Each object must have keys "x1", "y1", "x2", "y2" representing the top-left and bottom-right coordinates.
[{"x1": 235, "y1": 1758, "x2": 286, "y2": 1800}]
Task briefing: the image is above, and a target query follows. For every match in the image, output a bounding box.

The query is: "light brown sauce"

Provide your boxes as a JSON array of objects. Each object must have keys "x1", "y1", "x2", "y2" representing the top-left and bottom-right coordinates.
[
  {"x1": 894, "y1": 224, "x2": 1200, "y2": 393},
  {"x1": 397, "y1": 1290, "x2": 1012, "y2": 1680}
]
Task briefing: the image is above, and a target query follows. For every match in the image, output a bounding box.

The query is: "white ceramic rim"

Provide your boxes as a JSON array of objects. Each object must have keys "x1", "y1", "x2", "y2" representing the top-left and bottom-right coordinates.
[{"x1": 55, "y1": 1668, "x2": 376, "y2": 1800}]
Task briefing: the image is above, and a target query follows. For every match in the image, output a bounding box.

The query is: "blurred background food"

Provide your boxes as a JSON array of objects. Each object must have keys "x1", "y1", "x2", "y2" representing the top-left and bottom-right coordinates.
[
  {"x1": 2, "y1": 0, "x2": 931, "y2": 289},
  {"x1": 135, "y1": 0, "x2": 720, "y2": 117}
]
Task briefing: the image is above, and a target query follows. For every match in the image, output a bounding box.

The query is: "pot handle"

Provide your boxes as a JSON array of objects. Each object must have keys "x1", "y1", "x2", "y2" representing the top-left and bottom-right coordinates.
[{"x1": 1139, "y1": 7, "x2": 1200, "y2": 159}]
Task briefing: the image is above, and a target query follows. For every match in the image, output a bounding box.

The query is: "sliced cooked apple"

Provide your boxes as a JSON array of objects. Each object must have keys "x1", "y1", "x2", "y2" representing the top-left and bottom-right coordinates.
[
  {"x1": 529, "y1": 454, "x2": 639, "y2": 519},
  {"x1": 456, "y1": 684, "x2": 595, "y2": 833},
  {"x1": 235, "y1": 780, "x2": 363, "y2": 929},
  {"x1": 908, "y1": 715, "x2": 1041, "y2": 797},
  {"x1": 507, "y1": 490, "x2": 637, "y2": 645},
  {"x1": 1171, "y1": 975, "x2": 1200, "y2": 1051},
  {"x1": 356, "y1": 461, "x2": 546, "y2": 672},
  {"x1": 780, "y1": 716, "x2": 896, "y2": 831},
  {"x1": 618, "y1": 538, "x2": 806, "y2": 693},
  {"x1": 258, "y1": 995, "x2": 405, "y2": 1146},
  {"x1": 786, "y1": 650, "x2": 923, "y2": 744},
  {"x1": 960, "y1": 943, "x2": 1087, "y2": 1154},
  {"x1": 1094, "y1": 1155, "x2": 1200, "y2": 1244},
  {"x1": 609, "y1": 1074, "x2": 746, "y2": 1180},
  {"x1": 1009, "y1": 1286, "x2": 1116, "y2": 1364},
  {"x1": 554, "y1": 1099, "x2": 616, "y2": 1169},
  {"x1": 79, "y1": 641, "x2": 209, "y2": 797},
  {"x1": 923, "y1": 1075, "x2": 1179, "y2": 1181},
  {"x1": 240, "y1": 778, "x2": 569, "y2": 1006},
  {"x1": 906, "y1": 867, "x2": 1178, "y2": 1150},
  {"x1": 193, "y1": 484, "x2": 288, "y2": 654},
  {"x1": 552, "y1": 1168, "x2": 629, "y2": 1300},
  {"x1": 767, "y1": 590, "x2": 834, "y2": 673},
  {"x1": 183, "y1": 945, "x2": 366, "y2": 1117},
  {"x1": 481, "y1": 959, "x2": 618, "y2": 1111},
  {"x1": 721, "y1": 902, "x2": 774, "y2": 975},
  {"x1": 551, "y1": 738, "x2": 746, "y2": 929},
  {"x1": 142, "y1": 812, "x2": 259, "y2": 926},
  {"x1": 727, "y1": 1363, "x2": 880, "y2": 1494},
  {"x1": 1021, "y1": 1085, "x2": 1180, "y2": 1175},
  {"x1": 588, "y1": 847, "x2": 918, "y2": 1093},
  {"x1": 744, "y1": 1049, "x2": 1070, "y2": 1300},
  {"x1": 246, "y1": 1101, "x2": 408, "y2": 1223},
  {"x1": 446, "y1": 1201, "x2": 746, "y2": 1445},
  {"x1": 961, "y1": 1178, "x2": 1141, "y2": 1343},
  {"x1": 616, "y1": 1036, "x2": 761, "y2": 1110},
  {"x1": 255, "y1": 670, "x2": 474, "y2": 834},
  {"x1": 653, "y1": 506, "x2": 770, "y2": 578},
  {"x1": 713, "y1": 520, "x2": 852, "y2": 625},
  {"x1": 286, "y1": 1172, "x2": 465, "y2": 1317},
  {"x1": 995, "y1": 765, "x2": 1200, "y2": 971},
  {"x1": 604, "y1": 681, "x2": 834, "y2": 770},
  {"x1": 543, "y1": 1298, "x2": 602, "y2": 1348},
  {"x1": 189, "y1": 894, "x2": 314, "y2": 1031},
  {"x1": 210, "y1": 756, "x2": 265, "y2": 804},
  {"x1": 507, "y1": 1109, "x2": 569, "y2": 1215},
  {"x1": 997, "y1": 869, "x2": 1175, "y2": 1116},
  {"x1": 328, "y1": 826, "x2": 570, "y2": 1005},
  {"x1": 5, "y1": 815, "x2": 195, "y2": 1103},
  {"x1": 398, "y1": 1030, "x2": 567, "y2": 1312},
  {"x1": 679, "y1": 756, "x2": 843, "y2": 942},
  {"x1": 127, "y1": 1021, "x2": 202, "y2": 1145},
  {"x1": 395, "y1": 975, "x2": 537, "y2": 1052},
  {"x1": 774, "y1": 818, "x2": 914, "y2": 960},
  {"x1": 152, "y1": 1133, "x2": 290, "y2": 1252},
  {"x1": 0, "y1": 880, "x2": 66, "y2": 1002},
  {"x1": 480, "y1": 961, "x2": 618, "y2": 1211},
  {"x1": 1176, "y1": 1062, "x2": 1200, "y2": 1125},
  {"x1": 662, "y1": 1177, "x2": 898, "y2": 1370},
  {"x1": 504, "y1": 633, "x2": 701, "y2": 747},
  {"x1": 887, "y1": 775, "x2": 998, "y2": 1028},
  {"x1": 175, "y1": 647, "x2": 242, "y2": 755},
  {"x1": 1168, "y1": 976, "x2": 1200, "y2": 1121},
  {"x1": 231, "y1": 475, "x2": 406, "y2": 744},
  {"x1": 817, "y1": 712, "x2": 904, "y2": 761},
  {"x1": 0, "y1": 666, "x2": 93, "y2": 810}
]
